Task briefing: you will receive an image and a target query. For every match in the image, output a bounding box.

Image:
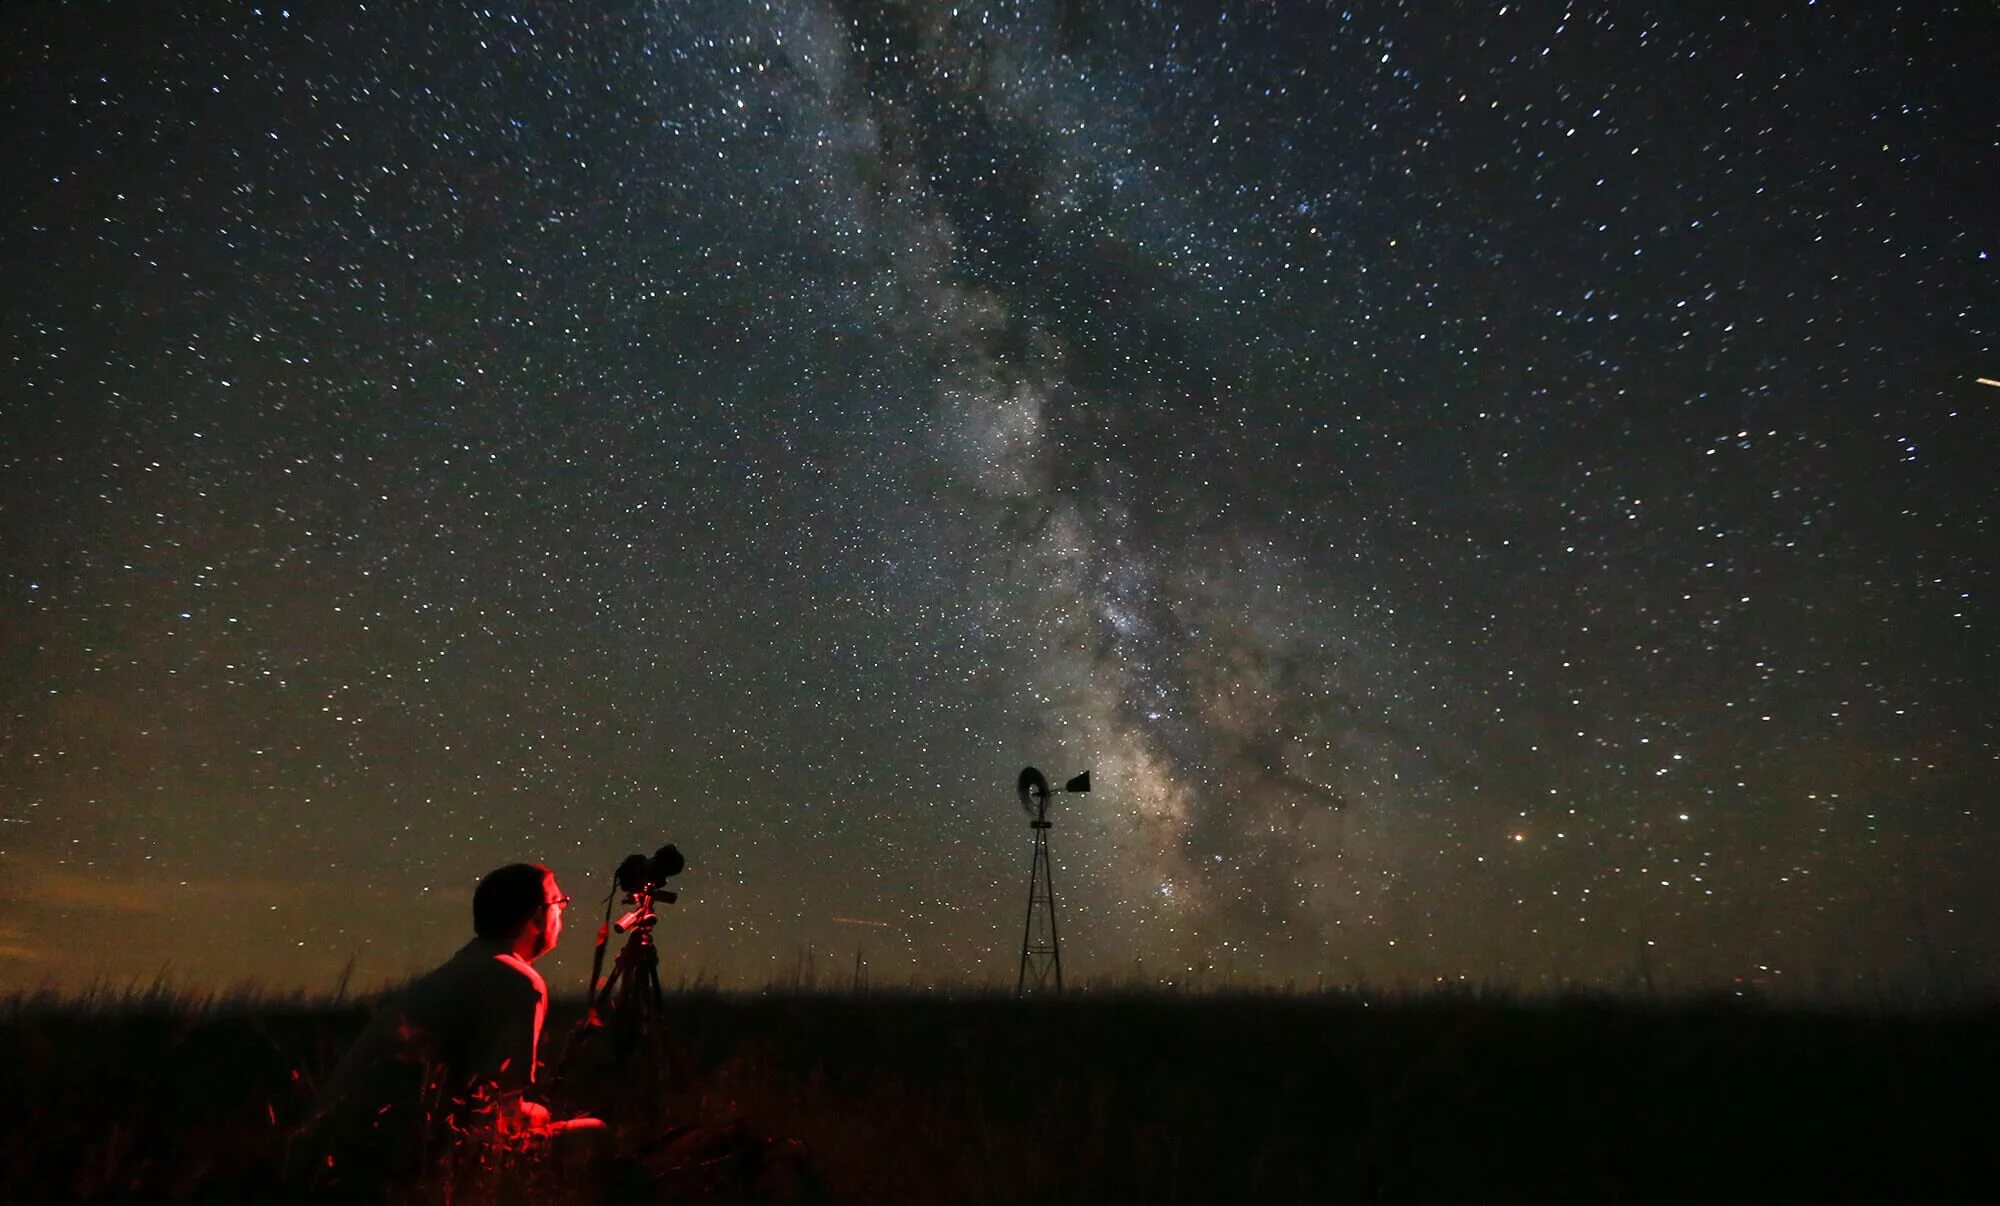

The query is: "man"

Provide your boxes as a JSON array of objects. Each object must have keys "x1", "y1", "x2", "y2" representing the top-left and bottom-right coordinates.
[{"x1": 296, "y1": 863, "x2": 601, "y2": 1193}]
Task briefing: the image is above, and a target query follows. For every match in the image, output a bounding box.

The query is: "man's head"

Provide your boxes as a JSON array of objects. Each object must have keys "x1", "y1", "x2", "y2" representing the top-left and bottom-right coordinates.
[{"x1": 473, "y1": 862, "x2": 567, "y2": 961}]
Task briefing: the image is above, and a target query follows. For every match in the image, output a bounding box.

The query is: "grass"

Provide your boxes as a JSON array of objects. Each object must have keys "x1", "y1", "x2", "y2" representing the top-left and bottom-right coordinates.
[{"x1": 0, "y1": 983, "x2": 1993, "y2": 1203}]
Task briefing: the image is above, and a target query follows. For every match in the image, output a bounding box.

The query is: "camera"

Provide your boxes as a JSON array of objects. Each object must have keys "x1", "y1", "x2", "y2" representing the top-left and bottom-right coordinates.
[{"x1": 611, "y1": 843, "x2": 684, "y2": 932}]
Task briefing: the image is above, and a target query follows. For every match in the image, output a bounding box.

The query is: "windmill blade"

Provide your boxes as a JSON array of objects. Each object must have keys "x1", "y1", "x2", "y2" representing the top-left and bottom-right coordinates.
[{"x1": 1017, "y1": 766, "x2": 1051, "y2": 819}]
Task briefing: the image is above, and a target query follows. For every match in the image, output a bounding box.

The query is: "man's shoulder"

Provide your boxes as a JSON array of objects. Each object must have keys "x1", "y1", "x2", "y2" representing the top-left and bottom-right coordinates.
[
  {"x1": 488, "y1": 950, "x2": 547, "y2": 998},
  {"x1": 431, "y1": 939, "x2": 546, "y2": 1000}
]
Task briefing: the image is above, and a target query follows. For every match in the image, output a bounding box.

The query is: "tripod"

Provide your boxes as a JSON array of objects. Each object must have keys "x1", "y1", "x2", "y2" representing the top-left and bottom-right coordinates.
[
  {"x1": 593, "y1": 907, "x2": 666, "y2": 1057},
  {"x1": 556, "y1": 884, "x2": 678, "y2": 1120}
]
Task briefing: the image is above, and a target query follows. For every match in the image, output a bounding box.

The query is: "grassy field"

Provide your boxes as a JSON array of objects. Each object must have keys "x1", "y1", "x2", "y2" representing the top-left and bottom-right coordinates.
[{"x1": 1, "y1": 985, "x2": 1992, "y2": 1203}]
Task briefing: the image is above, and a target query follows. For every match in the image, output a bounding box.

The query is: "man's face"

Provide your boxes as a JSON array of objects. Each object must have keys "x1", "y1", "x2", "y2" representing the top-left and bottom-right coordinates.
[{"x1": 532, "y1": 871, "x2": 566, "y2": 959}]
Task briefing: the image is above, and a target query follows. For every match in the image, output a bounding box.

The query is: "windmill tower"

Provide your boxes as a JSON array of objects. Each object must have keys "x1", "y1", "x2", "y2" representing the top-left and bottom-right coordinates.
[{"x1": 1015, "y1": 766, "x2": 1090, "y2": 996}]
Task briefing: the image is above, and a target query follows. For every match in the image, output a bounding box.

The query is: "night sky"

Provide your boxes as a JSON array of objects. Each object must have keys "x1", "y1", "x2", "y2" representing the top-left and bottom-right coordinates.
[{"x1": 3, "y1": 1, "x2": 1994, "y2": 997}]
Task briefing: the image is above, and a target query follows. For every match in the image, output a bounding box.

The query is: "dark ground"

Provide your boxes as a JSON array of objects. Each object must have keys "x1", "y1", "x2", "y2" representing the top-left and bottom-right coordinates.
[{"x1": 1, "y1": 987, "x2": 1994, "y2": 1203}]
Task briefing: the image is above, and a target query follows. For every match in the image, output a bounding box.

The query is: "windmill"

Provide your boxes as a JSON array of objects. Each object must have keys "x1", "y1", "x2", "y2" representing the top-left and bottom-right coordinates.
[{"x1": 1016, "y1": 765, "x2": 1090, "y2": 995}]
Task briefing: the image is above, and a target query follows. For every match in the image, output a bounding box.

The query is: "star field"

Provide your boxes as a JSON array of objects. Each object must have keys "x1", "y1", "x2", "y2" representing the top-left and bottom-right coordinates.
[{"x1": 2, "y1": 1, "x2": 1994, "y2": 996}]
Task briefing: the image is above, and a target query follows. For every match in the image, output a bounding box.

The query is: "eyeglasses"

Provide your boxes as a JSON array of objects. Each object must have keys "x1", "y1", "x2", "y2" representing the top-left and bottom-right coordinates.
[{"x1": 546, "y1": 895, "x2": 572, "y2": 911}]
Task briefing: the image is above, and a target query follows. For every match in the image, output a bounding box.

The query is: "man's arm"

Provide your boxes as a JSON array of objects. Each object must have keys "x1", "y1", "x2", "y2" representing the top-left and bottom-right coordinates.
[{"x1": 466, "y1": 957, "x2": 547, "y2": 1126}]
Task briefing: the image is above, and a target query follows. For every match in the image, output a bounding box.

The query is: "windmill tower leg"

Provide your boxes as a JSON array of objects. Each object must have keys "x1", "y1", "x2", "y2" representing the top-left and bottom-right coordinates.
[
  {"x1": 1017, "y1": 820, "x2": 1062, "y2": 995},
  {"x1": 1042, "y1": 830, "x2": 1062, "y2": 992}
]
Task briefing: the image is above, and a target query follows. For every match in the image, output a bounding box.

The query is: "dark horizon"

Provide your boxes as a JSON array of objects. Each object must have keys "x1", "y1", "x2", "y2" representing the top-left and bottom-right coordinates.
[{"x1": 3, "y1": 1, "x2": 1995, "y2": 998}]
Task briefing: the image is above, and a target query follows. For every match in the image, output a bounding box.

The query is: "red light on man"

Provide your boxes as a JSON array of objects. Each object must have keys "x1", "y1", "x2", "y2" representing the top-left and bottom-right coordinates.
[{"x1": 293, "y1": 862, "x2": 602, "y2": 1195}]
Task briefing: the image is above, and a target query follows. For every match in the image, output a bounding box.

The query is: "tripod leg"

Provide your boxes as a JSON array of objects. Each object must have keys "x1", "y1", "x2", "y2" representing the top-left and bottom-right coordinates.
[
  {"x1": 612, "y1": 964, "x2": 638, "y2": 1057},
  {"x1": 595, "y1": 949, "x2": 630, "y2": 1018}
]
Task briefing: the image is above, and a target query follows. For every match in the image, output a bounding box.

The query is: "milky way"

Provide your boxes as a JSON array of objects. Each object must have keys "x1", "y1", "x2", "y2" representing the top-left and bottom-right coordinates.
[{"x1": 2, "y1": 1, "x2": 1993, "y2": 995}]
